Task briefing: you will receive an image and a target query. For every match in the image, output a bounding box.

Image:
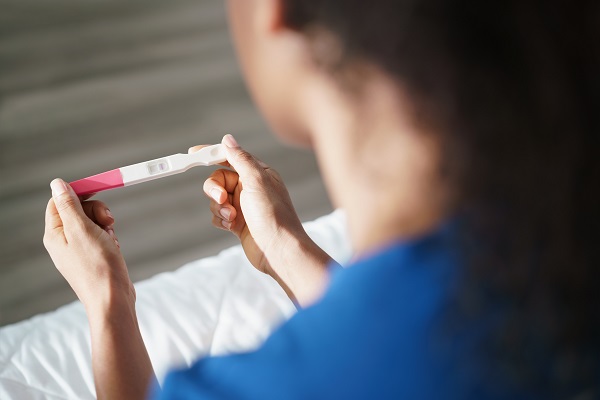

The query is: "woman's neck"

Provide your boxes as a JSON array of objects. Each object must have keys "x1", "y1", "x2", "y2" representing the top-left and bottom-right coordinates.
[{"x1": 301, "y1": 72, "x2": 449, "y2": 257}]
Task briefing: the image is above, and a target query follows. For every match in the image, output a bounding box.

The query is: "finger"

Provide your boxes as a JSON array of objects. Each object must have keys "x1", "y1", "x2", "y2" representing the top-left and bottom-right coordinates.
[
  {"x1": 209, "y1": 199, "x2": 236, "y2": 222},
  {"x1": 44, "y1": 198, "x2": 66, "y2": 244},
  {"x1": 188, "y1": 144, "x2": 210, "y2": 153},
  {"x1": 50, "y1": 179, "x2": 90, "y2": 232},
  {"x1": 203, "y1": 169, "x2": 241, "y2": 204},
  {"x1": 188, "y1": 144, "x2": 230, "y2": 167},
  {"x1": 105, "y1": 226, "x2": 120, "y2": 248},
  {"x1": 81, "y1": 200, "x2": 114, "y2": 227},
  {"x1": 78, "y1": 193, "x2": 96, "y2": 202},
  {"x1": 212, "y1": 215, "x2": 232, "y2": 231},
  {"x1": 221, "y1": 134, "x2": 265, "y2": 180}
]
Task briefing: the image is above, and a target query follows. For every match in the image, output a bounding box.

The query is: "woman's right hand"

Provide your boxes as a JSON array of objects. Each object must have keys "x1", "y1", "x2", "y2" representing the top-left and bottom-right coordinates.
[{"x1": 193, "y1": 135, "x2": 333, "y2": 305}]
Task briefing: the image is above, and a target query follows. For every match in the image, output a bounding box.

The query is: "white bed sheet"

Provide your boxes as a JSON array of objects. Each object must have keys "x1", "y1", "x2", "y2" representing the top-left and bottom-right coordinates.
[{"x1": 0, "y1": 210, "x2": 351, "y2": 400}]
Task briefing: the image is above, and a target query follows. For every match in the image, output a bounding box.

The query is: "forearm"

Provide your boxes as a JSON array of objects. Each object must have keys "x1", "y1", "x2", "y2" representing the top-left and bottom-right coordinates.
[
  {"x1": 268, "y1": 232, "x2": 337, "y2": 307},
  {"x1": 87, "y1": 296, "x2": 156, "y2": 400},
  {"x1": 43, "y1": 181, "x2": 156, "y2": 398}
]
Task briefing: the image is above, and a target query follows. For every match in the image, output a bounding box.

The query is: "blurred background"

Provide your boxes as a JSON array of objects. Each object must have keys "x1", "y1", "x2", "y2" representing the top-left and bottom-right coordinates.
[{"x1": 0, "y1": 0, "x2": 332, "y2": 326}]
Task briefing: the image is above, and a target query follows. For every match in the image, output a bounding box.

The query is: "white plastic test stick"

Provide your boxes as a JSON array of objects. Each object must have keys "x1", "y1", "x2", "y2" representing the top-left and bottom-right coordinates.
[{"x1": 70, "y1": 144, "x2": 227, "y2": 196}]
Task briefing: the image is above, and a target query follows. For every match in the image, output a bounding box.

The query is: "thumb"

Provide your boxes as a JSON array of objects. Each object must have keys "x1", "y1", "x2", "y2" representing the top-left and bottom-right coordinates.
[
  {"x1": 50, "y1": 179, "x2": 89, "y2": 230},
  {"x1": 221, "y1": 134, "x2": 264, "y2": 180}
]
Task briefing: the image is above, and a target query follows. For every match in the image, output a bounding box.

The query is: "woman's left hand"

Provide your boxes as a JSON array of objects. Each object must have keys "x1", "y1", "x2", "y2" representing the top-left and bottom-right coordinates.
[{"x1": 44, "y1": 179, "x2": 134, "y2": 312}]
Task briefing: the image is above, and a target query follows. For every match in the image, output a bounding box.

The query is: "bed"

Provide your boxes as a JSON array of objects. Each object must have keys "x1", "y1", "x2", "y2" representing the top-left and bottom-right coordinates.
[{"x1": 0, "y1": 210, "x2": 351, "y2": 399}]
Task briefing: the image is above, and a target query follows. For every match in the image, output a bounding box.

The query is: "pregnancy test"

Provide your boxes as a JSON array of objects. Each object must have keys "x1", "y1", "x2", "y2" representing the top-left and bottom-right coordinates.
[{"x1": 69, "y1": 144, "x2": 226, "y2": 196}]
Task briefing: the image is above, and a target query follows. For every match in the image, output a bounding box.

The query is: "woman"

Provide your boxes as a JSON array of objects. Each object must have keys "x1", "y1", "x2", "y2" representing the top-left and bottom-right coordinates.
[{"x1": 43, "y1": 0, "x2": 598, "y2": 399}]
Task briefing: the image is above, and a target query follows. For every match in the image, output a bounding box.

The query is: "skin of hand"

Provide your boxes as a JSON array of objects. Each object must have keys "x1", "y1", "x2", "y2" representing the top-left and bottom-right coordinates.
[
  {"x1": 44, "y1": 179, "x2": 134, "y2": 310},
  {"x1": 194, "y1": 134, "x2": 334, "y2": 305},
  {"x1": 44, "y1": 179, "x2": 156, "y2": 400}
]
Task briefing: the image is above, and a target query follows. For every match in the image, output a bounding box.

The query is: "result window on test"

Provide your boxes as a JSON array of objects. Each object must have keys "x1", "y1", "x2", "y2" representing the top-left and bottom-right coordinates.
[{"x1": 147, "y1": 159, "x2": 169, "y2": 175}]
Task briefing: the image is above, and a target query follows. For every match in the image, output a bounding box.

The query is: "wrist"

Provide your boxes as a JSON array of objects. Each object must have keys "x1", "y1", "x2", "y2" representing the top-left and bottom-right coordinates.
[
  {"x1": 265, "y1": 228, "x2": 314, "y2": 275},
  {"x1": 85, "y1": 286, "x2": 137, "y2": 326},
  {"x1": 84, "y1": 286, "x2": 153, "y2": 400},
  {"x1": 265, "y1": 228, "x2": 333, "y2": 306}
]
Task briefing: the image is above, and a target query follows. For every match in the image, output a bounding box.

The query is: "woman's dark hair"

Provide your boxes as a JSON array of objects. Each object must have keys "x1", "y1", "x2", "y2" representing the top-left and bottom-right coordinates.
[{"x1": 283, "y1": 0, "x2": 599, "y2": 395}]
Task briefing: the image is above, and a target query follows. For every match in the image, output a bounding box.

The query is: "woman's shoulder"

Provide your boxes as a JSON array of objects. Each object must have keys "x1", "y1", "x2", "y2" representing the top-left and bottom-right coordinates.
[{"x1": 157, "y1": 224, "x2": 525, "y2": 400}]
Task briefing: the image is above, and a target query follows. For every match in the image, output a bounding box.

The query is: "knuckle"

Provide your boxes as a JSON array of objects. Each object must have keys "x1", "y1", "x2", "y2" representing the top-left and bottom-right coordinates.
[
  {"x1": 254, "y1": 170, "x2": 271, "y2": 186},
  {"x1": 43, "y1": 232, "x2": 55, "y2": 248},
  {"x1": 55, "y1": 195, "x2": 77, "y2": 212},
  {"x1": 235, "y1": 150, "x2": 255, "y2": 165},
  {"x1": 92, "y1": 201, "x2": 107, "y2": 218},
  {"x1": 269, "y1": 168, "x2": 283, "y2": 182},
  {"x1": 92, "y1": 200, "x2": 106, "y2": 209}
]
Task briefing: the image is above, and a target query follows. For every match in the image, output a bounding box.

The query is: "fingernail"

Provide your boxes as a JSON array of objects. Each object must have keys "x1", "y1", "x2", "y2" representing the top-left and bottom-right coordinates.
[
  {"x1": 219, "y1": 207, "x2": 231, "y2": 220},
  {"x1": 106, "y1": 209, "x2": 114, "y2": 220},
  {"x1": 108, "y1": 229, "x2": 120, "y2": 247},
  {"x1": 221, "y1": 220, "x2": 232, "y2": 230},
  {"x1": 223, "y1": 134, "x2": 239, "y2": 148},
  {"x1": 50, "y1": 179, "x2": 68, "y2": 197},
  {"x1": 210, "y1": 188, "x2": 222, "y2": 202}
]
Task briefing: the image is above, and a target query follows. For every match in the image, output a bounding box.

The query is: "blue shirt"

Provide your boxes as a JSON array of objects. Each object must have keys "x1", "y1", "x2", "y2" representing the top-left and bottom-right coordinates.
[{"x1": 153, "y1": 225, "x2": 521, "y2": 399}]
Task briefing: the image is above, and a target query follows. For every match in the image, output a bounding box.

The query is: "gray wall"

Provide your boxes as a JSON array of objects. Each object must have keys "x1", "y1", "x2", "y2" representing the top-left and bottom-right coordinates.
[{"x1": 0, "y1": 0, "x2": 332, "y2": 326}]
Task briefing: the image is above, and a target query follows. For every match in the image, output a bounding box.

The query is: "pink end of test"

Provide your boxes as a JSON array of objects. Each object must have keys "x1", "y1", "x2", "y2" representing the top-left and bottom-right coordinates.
[{"x1": 70, "y1": 169, "x2": 124, "y2": 196}]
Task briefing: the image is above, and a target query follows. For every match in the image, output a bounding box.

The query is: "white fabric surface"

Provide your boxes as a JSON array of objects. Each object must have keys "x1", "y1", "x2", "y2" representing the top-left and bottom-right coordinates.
[{"x1": 0, "y1": 210, "x2": 351, "y2": 400}]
